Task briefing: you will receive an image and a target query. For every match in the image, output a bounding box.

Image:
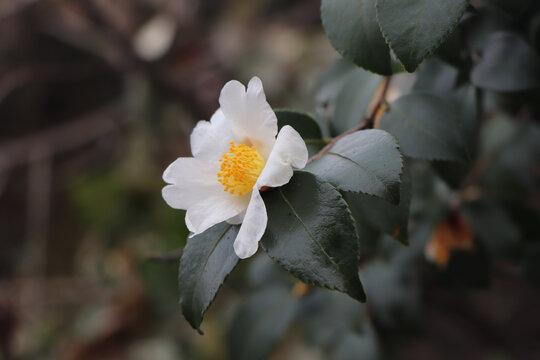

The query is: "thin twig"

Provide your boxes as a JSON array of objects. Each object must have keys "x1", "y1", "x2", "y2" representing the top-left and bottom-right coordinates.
[{"x1": 307, "y1": 77, "x2": 391, "y2": 164}]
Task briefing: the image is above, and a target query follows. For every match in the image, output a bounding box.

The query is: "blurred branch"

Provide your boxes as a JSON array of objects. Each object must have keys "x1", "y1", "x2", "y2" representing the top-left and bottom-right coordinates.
[
  {"x1": 146, "y1": 249, "x2": 183, "y2": 263},
  {"x1": 19, "y1": 148, "x2": 52, "y2": 318},
  {"x1": 308, "y1": 77, "x2": 391, "y2": 164},
  {"x1": 0, "y1": 0, "x2": 41, "y2": 22},
  {"x1": 0, "y1": 103, "x2": 127, "y2": 174},
  {"x1": 0, "y1": 277, "x2": 105, "y2": 309},
  {"x1": 0, "y1": 66, "x2": 39, "y2": 103}
]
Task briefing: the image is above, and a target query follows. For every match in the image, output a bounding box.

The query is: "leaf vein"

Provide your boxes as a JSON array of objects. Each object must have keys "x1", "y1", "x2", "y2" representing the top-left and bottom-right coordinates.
[
  {"x1": 409, "y1": 0, "x2": 427, "y2": 60},
  {"x1": 391, "y1": 105, "x2": 452, "y2": 149},
  {"x1": 278, "y1": 188, "x2": 342, "y2": 273},
  {"x1": 326, "y1": 151, "x2": 389, "y2": 196},
  {"x1": 191, "y1": 224, "x2": 232, "y2": 323}
]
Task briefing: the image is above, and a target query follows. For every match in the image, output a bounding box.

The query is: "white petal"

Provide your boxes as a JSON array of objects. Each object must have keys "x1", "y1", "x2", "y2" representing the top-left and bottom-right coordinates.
[
  {"x1": 233, "y1": 188, "x2": 267, "y2": 259},
  {"x1": 163, "y1": 157, "x2": 218, "y2": 186},
  {"x1": 162, "y1": 158, "x2": 223, "y2": 209},
  {"x1": 187, "y1": 193, "x2": 250, "y2": 235},
  {"x1": 162, "y1": 185, "x2": 203, "y2": 210},
  {"x1": 185, "y1": 215, "x2": 195, "y2": 234},
  {"x1": 227, "y1": 209, "x2": 246, "y2": 225},
  {"x1": 190, "y1": 109, "x2": 235, "y2": 161},
  {"x1": 219, "y1": 77, "x2": 277, "y2": 159},
  {"x1": 256, "y1": 125, "x2": 308, "y2": 188}
]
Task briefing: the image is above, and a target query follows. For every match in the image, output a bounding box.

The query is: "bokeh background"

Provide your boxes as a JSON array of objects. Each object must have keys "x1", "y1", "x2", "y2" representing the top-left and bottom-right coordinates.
[
  {"x1": 0, "y1": 0, "x2": 332, "y2": 359},
  {"x1": 1, "y1": 1, "x2": 540, "y2": 360}
]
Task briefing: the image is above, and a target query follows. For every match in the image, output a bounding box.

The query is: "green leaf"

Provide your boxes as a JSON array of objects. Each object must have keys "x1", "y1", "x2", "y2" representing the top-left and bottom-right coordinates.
[
  {"x1": 227, "y1": 286, "x2": 299, "y2": 360},
  {"x1": 449, "y1": 85, "x2": 479, "y2": 158},
  {"x1": 376, "y1": 0, "x2": 469, "y2": 72},
  {"x1": 261, "y1": 171, "x2": 366, "y2": 301},
  {"x1": 306, "y1": 129, "x2": 403, "y2": 204},
  {"x1": 471, "y1": 32, "x2": 540, "y2": 92},
  {"x1": 321, "y1": 0, "x2": 392, "y2": 75},
  {"x1": 431, "y1": 85, "x2": 478, "y2": 188},
  {"x1": 379, "y1": 93, "x2": 468, "y2": 162},
  {"x1": 178, "y1": 223, "x2": 240, "y2": 333},
  {"x1": 435, "y1": 26, "x2": 466, "y2": 68},
  {"x1": 315, "y1": 59, "x2": 362, "y2": 137},
  {"x1": 331, "y1": 69, "x2": 382, "y2": 136},
  {"x1": 316, "y1": 58, "x2": 360, "y2": 108},
  {"x1": 465, "y1": 10, "x2": 513, "y2": 54},
  {"x1": 344, "y1": 162, "x2": 411, "y2": 245},
  {"x1": 412, "y1": 58, "x2": 458, "y2": 96},
  {"x1": 275, "y1": 110, "x2": 324, "y2": 157}
]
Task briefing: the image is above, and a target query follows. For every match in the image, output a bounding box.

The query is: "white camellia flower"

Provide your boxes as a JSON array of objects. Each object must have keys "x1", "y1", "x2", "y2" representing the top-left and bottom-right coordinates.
[{"x1": 162, "y1": 77, "x2": 308, "y2": 259}]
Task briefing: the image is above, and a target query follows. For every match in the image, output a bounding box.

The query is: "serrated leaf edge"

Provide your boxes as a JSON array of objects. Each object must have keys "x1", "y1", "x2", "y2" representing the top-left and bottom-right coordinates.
[
  {"x1": 321, "y1": 0, "x2": 393, "y2": 75},
  {"x1": 375, "y1": 0, "x2": 469, "y2": 72},
  {"x1": 261, "y1": 172, "x2": 366, "y2": 302},
  {"x1": 382, "y1": 94, "x2": 469, "y2": 162},
  {"x1": 178, "y1": 224, "x2": 239, "y2": 334}
]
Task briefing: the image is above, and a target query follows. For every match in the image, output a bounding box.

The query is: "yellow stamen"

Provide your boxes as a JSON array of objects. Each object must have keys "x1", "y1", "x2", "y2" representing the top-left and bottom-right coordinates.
[{"x1": 217, "y1": 142, "x2": 265, "y2": 196}]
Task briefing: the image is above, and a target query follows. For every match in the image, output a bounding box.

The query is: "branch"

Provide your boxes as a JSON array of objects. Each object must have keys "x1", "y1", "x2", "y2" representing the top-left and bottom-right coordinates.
[{"x1": 307, "y1": 77, "x2": 391, "y2": 164}]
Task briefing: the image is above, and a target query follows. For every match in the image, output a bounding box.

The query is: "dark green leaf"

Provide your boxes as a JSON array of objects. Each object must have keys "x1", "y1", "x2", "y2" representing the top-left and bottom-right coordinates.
[
  {"x1": 315, "y1": 59, "x2": 362, "y2": 137},
  {"x1": 261, "y1": 171, "x2": 366, "y2": 301},
  {"x1": 435, "y1": 26, "x2": 466, "y2": 68},
  {"x1": 464, "y1": 10, "x2": 513, "y2": 54},
  {"x1": 481, "y1": 119, "x2": 540, "y2": 201},
  {"x1": 449, "y1": 85, "x2": 479, "y2": 158},
  {"x1": 379, "y1": 93, "x2": 469, "y2": 162},
  {"x1": 376, "y1": 0, "x2": 469, "y2": 72},
  {"x1": 316, "y1": 58, "x2": 360, "y2": 108},
  {"x1": 306, "y1": 130, "x2": 403, "y2": 204},
  {"x1": 331, "y1": 69, "x2": 382, "y2": 136},
  {"x1": 275, "y1": 110, "x2": 324, "y2": 157},
  {"x1": 344, "y1": 162, "x2": 411, "y2": 245},
  {"x1": 178, "y1": 223, "x2": 240, "y2": 332},
  {"x1": 431, "y1": 85, "x2": 478, "y2": 188},
  {"x1": 471, "y1": 32, "x2": 540, "y2": 92},
  {"x1": 412, "y1": 58, "x2": 458, "y2": 96},
  {"x1": 227, "y1": 286, "x2": 299, "y2": 360},
  {"x1": 321, "y1": 0, "x2": 392, "y2": 75}
]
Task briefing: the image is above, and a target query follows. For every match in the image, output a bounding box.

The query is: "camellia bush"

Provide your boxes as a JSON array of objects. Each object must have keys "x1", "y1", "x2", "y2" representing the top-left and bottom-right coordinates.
[{"x1": 163, "y1": 1, "x2": 540, "y2": 359}]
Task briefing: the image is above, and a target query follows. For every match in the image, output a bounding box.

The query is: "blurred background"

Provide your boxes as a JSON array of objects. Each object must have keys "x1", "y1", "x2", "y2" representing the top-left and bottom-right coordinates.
[
  {"x1": 1, "y1": 1, "x2": 540, "y2": 360},
  {"x1": 0, "y1": 0, "x2": 332, "y2": 359}
]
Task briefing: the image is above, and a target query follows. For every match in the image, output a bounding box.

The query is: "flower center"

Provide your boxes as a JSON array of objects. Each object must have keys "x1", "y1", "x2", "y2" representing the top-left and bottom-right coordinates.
[{"x1": 217, "y1": 141, "x2": 265, "y2": 196}]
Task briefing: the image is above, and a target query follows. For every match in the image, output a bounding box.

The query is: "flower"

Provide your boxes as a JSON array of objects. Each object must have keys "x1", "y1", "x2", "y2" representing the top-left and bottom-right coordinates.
[{"x1": 162, "y1": 77, "x2": 308, "y2": 259}]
